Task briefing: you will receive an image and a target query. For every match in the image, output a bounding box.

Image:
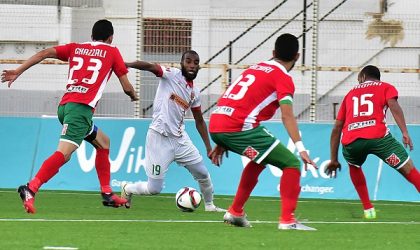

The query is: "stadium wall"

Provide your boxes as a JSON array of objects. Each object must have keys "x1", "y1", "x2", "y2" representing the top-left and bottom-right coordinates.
[
  {"x1": 1, "y1": 116, "x2": 419, "y2": 202},
  {"x1": 1, "y1": 0, "x2": 419, "y2": 121}
]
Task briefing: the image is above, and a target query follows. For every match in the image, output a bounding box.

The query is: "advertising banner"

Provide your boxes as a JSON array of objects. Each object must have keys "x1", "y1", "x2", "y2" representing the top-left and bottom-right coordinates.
[{"x1": 1, "y1": 117, "x2": 419, "y2": 202}]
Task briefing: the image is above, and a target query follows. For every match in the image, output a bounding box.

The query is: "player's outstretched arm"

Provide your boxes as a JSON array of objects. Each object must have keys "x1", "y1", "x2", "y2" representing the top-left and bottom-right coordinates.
[
  {"x1": 118, "y1": 74, "x2": 139, "y2": 102},
  {"x1": 125, "y1": 60, "x2": 160, "y2": 75},
  {"x1": 1, "y1": 47, "x2": 57, "y2": 87},
  {"x1": 280, "y1": 103, "x2": 317, "y2": 170},
  {"x1": 388, "y1": 98, "x2": 413, "y2": 150},
  {"x1": 325, "y1": 119, "x2": 343, "y2": 177}
]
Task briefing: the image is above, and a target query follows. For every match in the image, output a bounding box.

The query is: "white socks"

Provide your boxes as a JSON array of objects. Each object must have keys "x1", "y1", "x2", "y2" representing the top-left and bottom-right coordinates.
[{"x1": 196, "y1": 176, "x2": 214, "y2": 204}]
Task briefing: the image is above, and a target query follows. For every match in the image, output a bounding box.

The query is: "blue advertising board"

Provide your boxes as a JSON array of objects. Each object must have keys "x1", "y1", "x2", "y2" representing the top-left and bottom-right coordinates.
[{"x1": 0, "y1": 116, "x2": 419, "y2": 202}]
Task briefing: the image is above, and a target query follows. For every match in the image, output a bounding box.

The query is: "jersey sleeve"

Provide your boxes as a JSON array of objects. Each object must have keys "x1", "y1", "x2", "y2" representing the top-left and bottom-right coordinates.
[
  {"x1": 336, "y1": 96, "x2": 347, "y2": 121},
  {"x1": 154, "y1": 64, "x2": 164, "y2": 77},
  {"x1": 111, "y1": 48, "x2": 129, "y2": 77},
  {"x1": 384, "y1": 83, "x2": 398, "y2": 100},
  {"x1": 159, "y1": 66, "x2": 177, "y2": 79},
  {"x1": 276, "y1": 75, "x2": 295, "y2": 105},
  {"x1": 191, "y1": 88, "x2": 202, "y2": 110},
  {"x1": 54, "y1": 43, "x2": 74, "y2": 61}
]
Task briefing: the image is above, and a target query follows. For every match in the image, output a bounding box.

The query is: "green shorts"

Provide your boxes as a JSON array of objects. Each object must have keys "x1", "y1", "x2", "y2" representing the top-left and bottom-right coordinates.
[
  {"x1": 210, "y1": 126, "x2": 300, "y2": 169},
  {"x1": 57, "y1": 103, "x2": 94, "y2": 147},
  {"x1": 342, "y1": 133, "x2": 409, "y2": 169}
]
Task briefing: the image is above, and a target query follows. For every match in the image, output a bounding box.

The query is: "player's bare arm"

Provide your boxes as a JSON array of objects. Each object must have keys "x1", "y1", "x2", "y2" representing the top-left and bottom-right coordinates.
[
  {"x1": 191, "y1": 108, "x2": 212, "y2": 155},
  {"x1": 387, "y1": 98, "x2": 413, "y2": 150},
  {"x1": 118, "y1": 74, "x2": 139, "y2": 101},
  {"x1": 1, "y1": 47, "x2": 57, "y2": 87},
  {"x1": 280, "y1": 103, "x2": 317, "y2": 170},
  {"x1": 125, "y1": 60, "x2": 160, "y2": 75},
  {"x1": 325, "y1": 119, "x2": 343, "y2": 177}
]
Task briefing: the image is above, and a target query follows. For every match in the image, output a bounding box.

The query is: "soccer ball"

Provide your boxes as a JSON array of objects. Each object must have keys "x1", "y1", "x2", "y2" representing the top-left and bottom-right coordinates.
[{"x1": 175, "y1": 187, "x2": 201, "y2": 212}]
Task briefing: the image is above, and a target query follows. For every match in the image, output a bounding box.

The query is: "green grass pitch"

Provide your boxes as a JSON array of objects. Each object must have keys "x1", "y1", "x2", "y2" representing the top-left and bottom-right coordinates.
[{"x1": 0, "y1": 189, "x2": 419, "y2": 250}]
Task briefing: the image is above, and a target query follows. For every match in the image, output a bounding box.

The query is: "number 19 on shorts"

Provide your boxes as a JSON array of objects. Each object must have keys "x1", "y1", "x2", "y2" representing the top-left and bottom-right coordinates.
[{"x1": 152, "y1": 164, "x2": 161, "y2": 176}]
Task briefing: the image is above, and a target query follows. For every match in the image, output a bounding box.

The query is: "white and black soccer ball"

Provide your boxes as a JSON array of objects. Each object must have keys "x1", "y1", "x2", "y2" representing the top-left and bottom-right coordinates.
[{"x1": 175, "y1": 187, "x2": 202, "y2": 212}]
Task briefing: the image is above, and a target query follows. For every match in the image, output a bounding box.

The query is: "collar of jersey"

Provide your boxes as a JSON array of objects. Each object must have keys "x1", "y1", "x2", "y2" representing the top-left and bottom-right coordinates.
[
  {"x1": 186, "y1": 79, "x2": 194, "y2": 88},
  {"x1": 81, "y1": 41, "x2": 115, "y2": 47},
  {"x1": 262, "y1": 60, "x2": 291, "y2": 77}
]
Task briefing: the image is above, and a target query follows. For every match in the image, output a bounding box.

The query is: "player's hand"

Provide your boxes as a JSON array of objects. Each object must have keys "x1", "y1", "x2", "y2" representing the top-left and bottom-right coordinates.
[
  {"x1": 325, "y1": 160, "x2": 341, "y2": 178},
  {"x1": 130, "y1": 95, "x2": 139, "y2": 102},
  {"x1": 402, "y1": 133, "x2": 413, "y2": 151},
  {"x1": 1, "y1": 69, "x2": 20, "y2": 87},
  {"x1": 208, "y1": 145, "x2": 228, "y2": 167},
  {"x1": 299, "y1": 151, "x2": 318, "y2": 171}
]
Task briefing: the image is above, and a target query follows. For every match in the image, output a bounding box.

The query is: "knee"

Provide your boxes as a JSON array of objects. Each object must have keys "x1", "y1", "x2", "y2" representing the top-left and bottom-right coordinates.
[
  {"x1": 147, "y1": 183, "x2": 163, "y2": 195},
  {"x1": 62, "y1": 153, "x2": 72, "y2": 163},
  {"x1": 188, "y1": 162, "x2": 210, "y2": 180},
  {"x1": 194, "y1": 171, "x2": 209, "y2": 181},
  {"x1": 101, "y1": 134, "x2": 110, "y2": 149},
  {"x1": 399, "y1": 160, "x2": 414, "y2": 176}
]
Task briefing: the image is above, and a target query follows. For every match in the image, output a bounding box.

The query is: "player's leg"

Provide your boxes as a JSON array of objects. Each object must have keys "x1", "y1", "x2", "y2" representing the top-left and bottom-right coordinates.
[
  {"x1": 374, "y1": 134, "x2": 420, "y2": 192},
  {"x1": 184, "y1": 160, "x2": 226, "y2": 212},
  {"x1": 348, "y1": 164, "x2": 375, "y2": 218},
  {"x1": 121, "y1": 129, "x2": 173, "y2": 208},
  {"x1": 342, "y1": 139, "x2": 373, "y2": 218},
  {"x1": 123, "y1": 177, "x2": 164, "y2": 195},
  {"x1": 18, "y1": 140, "x2": 75, "y2": 214},
  {"x1": 121, "y1": 177, "x2": 165, "y2": 209},
  {"x1": 228, "y1": 160, "x2": 264, "y2": 217},
  {"x1": 399, "y1": 160, "x2": 420, "y2": 192},
  {"x1": 18, "y1": 103, "x2": 88, "y2": 213},
  {"x1": 211, "y1": 128, "x2": 269, "y2": 218},
  {"x1": 176, "y1": 133, "x2": 225, "y2": 212},
  {"x1": 262, "y1": 142, "x2": 316, "y2": 230},
  {"x1": 211, "y1": 126, "x2": 278, "y2": 227},
  {"x1": 85, "y1": 126, "x2": 111, "y2": 193},
  {"x1": 85, "y1": 126, "x2": 127, "y2": 207}
]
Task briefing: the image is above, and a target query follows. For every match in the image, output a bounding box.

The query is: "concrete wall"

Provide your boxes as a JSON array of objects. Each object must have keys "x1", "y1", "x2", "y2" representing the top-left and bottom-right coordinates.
[{"x1": 0, "y1": 0, "x2": 419, "y2": 121}]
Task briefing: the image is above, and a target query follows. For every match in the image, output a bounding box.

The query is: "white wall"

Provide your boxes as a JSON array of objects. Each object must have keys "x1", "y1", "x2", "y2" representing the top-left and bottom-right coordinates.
[{"x1": 1, "y1": 0, "x2": 419, "y2": 115}]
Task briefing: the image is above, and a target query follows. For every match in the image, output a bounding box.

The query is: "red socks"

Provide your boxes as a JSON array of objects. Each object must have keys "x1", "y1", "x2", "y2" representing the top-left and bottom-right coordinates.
[
  {"x1": 280, "y1": 168, "x2": 301, "y2": 223},
  {"x1": 349, "y1": 165, "x2": 373, "y2": 210},
  {"x1": 28, "y1": 149, "x2": 113, "y2": 194},
  {"x1": 229, "y1": 161, "x2": 265, "y2": 216},
  {"x1": 95, "y1": 148, "x2": 112, "y2": 193},
  {"x1": 29, "y1": 151, "x2": 66, "y2": 193},
  {"x1": 405, "y1": 167, "x2": 420, "y2": 192}
]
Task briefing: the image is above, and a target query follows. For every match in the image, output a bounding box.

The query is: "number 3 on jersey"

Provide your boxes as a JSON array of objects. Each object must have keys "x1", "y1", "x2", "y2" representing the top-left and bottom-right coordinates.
[
  {"x1": 223, "y1": 74, "x2": 255, "y2": 100},
  {"x1": 352, "y1": 93, "x2": 373, "y2": 117},
  {"x1": 67, "y1": 56, "x2": 102, "y2": 85}
]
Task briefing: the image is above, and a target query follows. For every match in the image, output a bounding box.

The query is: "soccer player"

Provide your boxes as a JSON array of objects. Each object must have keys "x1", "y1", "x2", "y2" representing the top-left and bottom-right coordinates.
[
  {"x1": 325, "y1": 65, "x2": 420, "y2": 219},
  {"x1": 208, "y1": 33, "x2": 317, "y2": 230},
  {"x1": 120, "y1": 50, "x2": 225, "y2": 212},
  {"x1": 1, "y1": 19, "x2": 139, "y2": 213}
]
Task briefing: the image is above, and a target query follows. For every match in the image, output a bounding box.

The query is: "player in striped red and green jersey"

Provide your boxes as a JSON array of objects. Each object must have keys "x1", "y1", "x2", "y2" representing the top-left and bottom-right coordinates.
[{"x1": 208, "y1": 33, "x2": 317, "y2": 230}]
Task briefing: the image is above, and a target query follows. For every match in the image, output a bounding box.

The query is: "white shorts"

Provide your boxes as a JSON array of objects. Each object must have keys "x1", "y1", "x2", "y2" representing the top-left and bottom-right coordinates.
[{"x1": 145, "y1": 128, "x2": 203, "y2": 179}]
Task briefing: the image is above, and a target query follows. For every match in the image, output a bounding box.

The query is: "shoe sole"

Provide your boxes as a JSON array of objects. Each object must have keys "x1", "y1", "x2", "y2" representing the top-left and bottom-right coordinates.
[
  {"x1": 102, "y1": 200, "x2": 126, "y2": 208},
  {"x1": 223, "y1": 218, "x2": 252, "y2": 228}
]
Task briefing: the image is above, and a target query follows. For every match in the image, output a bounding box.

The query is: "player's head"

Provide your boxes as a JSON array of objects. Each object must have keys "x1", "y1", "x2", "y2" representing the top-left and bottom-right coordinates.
[
  {"x1": 358, "y1": 65, "x2": 381, "y2": 83},
  {"x1": 181, "y1": 50, "x2": 200, "y2": 81},
  {"x1": 92, "y1": 19, "x2": 114, "y2": 44},
  {"x1": 273, "y1": 33, "x2": 300, "y2": 71}
]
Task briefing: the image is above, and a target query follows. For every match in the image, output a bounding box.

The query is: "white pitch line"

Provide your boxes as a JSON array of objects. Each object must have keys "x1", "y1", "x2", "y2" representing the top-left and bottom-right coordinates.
[
  {"x1": 0, "y1": 190, "x2": 419, "y2": 207},
  {"x1": 0, "y1": 218, "x2": 419, "y2": 225},
  {"x1": 43, "y1": 247, "x2": 78, "y2": 250}
]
